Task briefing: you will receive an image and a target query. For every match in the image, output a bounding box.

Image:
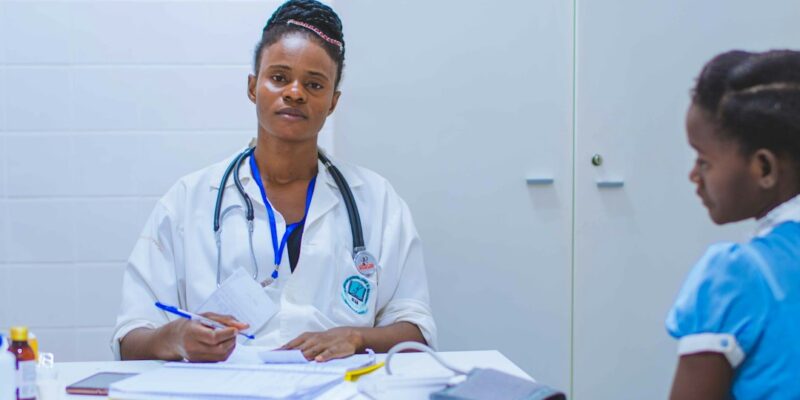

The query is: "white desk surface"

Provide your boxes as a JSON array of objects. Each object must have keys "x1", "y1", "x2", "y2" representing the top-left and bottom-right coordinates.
[{"x1": 53, "y1": 350, "x2": 530, "y2": 400}]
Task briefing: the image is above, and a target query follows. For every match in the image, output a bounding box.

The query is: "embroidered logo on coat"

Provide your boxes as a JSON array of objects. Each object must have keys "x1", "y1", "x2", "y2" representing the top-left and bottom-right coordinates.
[{"x1": 342, "y1": 275, "x2": 371, "y2": 314}]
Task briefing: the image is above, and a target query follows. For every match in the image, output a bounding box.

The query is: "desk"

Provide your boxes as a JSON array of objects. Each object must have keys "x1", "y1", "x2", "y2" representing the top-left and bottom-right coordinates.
[{"x1": 55, "y1": 351, "x2": 530, "y2": 400}]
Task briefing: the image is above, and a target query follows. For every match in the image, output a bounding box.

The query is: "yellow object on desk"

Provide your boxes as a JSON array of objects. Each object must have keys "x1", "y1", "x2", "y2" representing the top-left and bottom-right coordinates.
[{"x1": 344, "y1": 361, "x2": 385, "y2": 382}]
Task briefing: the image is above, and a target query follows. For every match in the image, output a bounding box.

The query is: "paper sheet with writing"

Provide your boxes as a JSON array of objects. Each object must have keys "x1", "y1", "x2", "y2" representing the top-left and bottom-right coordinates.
[
  {"x1": 109, "y1": 363, "x2": 340, "y2": 400},
  {"x1": 260, "y1": 349, "x2": 308, "y2": 364},
  {"x1": 196, "y1": 267, "x2": 277, "y2": 336}
]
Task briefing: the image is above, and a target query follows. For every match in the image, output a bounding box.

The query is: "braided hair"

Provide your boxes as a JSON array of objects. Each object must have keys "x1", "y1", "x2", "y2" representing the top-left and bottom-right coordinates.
[
  {"x1": 693, "y1": 50, "x2": 800, "y2": 163},
  {"x1": 254, "y1": 0, "x2": 345, "y2": 88}
]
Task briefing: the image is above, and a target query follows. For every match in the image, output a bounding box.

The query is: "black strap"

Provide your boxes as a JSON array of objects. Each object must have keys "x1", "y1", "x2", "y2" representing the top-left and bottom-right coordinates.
[{"x1": 287, "y1": 221, "x2": 305, "y2": 272}]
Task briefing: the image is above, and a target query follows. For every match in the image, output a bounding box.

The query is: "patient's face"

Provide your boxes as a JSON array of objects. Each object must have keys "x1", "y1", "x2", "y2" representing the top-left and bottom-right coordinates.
[{"x1": 686, "y1": 104, "x2": 761, "y2": 224}]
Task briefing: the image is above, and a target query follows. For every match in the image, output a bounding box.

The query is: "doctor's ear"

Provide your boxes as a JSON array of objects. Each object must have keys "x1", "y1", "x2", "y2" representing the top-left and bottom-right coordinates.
[
  {"x1": 752, "y1": 149, "x2": 779, "y2": 189},
  {"x1": 327, "y1": 90, "x2": 341, "y2": 116},
  {"x1": 247, "y1": 74, "x2": 257, "y2": 104}
]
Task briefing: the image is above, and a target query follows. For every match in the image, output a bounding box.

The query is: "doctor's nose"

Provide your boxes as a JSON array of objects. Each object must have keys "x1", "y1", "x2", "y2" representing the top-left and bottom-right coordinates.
[{"x1": 282, "y1": 81, "x2": 307, "y2": 104}]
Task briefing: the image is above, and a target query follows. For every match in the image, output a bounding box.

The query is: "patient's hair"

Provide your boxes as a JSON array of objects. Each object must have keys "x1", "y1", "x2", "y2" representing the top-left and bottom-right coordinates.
[
  {"x1": 693, "y1": 50, "x2": 800, "y2": 162},
  {"x1": 253, "y1": 0, "x2": 345, "y2": 88}
]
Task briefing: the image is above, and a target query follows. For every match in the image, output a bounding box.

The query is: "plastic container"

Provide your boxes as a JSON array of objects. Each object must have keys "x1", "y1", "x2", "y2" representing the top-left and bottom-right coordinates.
[
  {"x1": 36, "y1": 353, "x2": 57, "y2": 400},
  {"x1": 0, "y1": 335, "x2": 16, "y2": 400},
  {"x1": 8, "y1": 327, "x2": 36, "y2": 400}
]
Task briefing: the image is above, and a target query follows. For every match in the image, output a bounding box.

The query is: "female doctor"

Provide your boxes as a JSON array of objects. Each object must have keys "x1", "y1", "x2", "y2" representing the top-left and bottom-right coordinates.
[{"x1": 113, "y1": 0, "x2": 436, "y2": 362}]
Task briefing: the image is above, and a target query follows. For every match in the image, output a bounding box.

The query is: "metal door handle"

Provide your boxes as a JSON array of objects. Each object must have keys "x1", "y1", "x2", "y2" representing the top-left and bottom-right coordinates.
[
  {"x1": 596, "y1": 180, "x2": 624, "y2": 188},
  {"x1": 526, "y1": 177, "x2": 555, "y2": 185}
]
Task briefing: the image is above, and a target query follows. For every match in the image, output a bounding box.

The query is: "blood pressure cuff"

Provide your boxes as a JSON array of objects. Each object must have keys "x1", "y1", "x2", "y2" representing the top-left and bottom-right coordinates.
[{"x1": 430, "y1": 368, "x2": 566, "y2": 400}]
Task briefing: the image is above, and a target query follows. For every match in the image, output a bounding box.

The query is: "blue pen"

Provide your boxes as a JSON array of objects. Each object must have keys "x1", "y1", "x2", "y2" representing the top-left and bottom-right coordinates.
[{"x1": 155, "y1": 302, "x2": 255, "y2": 340}]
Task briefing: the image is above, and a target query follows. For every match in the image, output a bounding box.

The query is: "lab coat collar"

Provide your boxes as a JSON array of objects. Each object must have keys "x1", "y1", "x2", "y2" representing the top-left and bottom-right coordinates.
[
  {"x1": 754, "y1": 193, "x2": 800, "y2": 237},
  {"x1": 208, "y1": 149, "x2": 363, "y2": 225}
]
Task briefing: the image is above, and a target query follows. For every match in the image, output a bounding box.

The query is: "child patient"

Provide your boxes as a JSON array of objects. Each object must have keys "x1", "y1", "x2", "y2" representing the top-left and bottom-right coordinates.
[{"x1": 667, "y1": 50, "x2": 800, "y2": 399}]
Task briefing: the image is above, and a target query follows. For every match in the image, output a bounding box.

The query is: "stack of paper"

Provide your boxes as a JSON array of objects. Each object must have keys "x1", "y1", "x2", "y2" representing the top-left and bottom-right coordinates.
[
  {"x1": 108, "y1": 362, "x2": 342, "y2": 400},
  {"x1": 226, "y1": 346, "x2": 377, "y2": 374}
]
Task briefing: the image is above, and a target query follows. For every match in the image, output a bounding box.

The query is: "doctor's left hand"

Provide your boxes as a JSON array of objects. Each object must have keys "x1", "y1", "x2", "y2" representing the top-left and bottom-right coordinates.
[{"x1": 281, "y1": 328, "x2": 365, "y2": 362}]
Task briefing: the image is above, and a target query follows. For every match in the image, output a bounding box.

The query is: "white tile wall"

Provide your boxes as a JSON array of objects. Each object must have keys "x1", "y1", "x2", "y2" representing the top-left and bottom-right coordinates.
[
  {"x1": 5, "y1": 133, "x2": 77, "y2": 197},
  {"x1": 74, "y1": 264, "x2": 125, "y2": 327},
  {"x1": 4, "y1": 67, "x2": 73, "y2": 131},
  {"x1": 0, "y1": 68, "x2": 7, "y2": 130},
  {"x1": 0, "y1": 0, "x2": 304, "y2": 362},
  {"x1": 137, "y1": 131, "x2": 253, "y2": 195},
  {"x1": 5, "y1": 200, "x2": 77, "y2": 263},
  {"x1": 29, "y1": 328, "x2": 78, "y2": 362},
  {"x1": 71, "y1": 133, "x2": 143, "y2": 196},
  {"x1": 0, "y1": 5, "x2": 7, "y2": 65},
  {"x1": 75, "y1": 327, "x2": 116, "y2": 362},
  {"x1": 73, "y1": 199, "x2": 148, "y2": 262},
  {"x1": 0, "y1": 200, "x2": 6, "y2": 265},
  {"x1": 1, "y1": 264, "x2": 78, "y2": 328},
  {"x1": 0, "y1": 135, "x2": 6, "y2": 197},
  {"x1": 70, "y1": 68, "x2": 144, "y2": 131},
  {"x1": 1, "y1": 2, "x2": 74, "y2": 65}
]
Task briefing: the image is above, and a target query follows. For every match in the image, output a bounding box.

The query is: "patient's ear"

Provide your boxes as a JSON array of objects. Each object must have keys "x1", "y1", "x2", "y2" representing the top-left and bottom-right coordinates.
[{"x1": 751, "y1": 149, "x2": 778, "y2": 189}]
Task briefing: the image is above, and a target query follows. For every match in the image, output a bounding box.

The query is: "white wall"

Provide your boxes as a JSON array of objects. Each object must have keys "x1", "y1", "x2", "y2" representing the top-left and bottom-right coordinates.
[{"x1": 0, "y1": 0, "x2": 297, "y2": 361}]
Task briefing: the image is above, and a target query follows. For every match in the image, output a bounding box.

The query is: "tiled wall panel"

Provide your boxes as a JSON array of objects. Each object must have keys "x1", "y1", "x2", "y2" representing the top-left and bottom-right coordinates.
[{"x1": 0, "y1": 0, "x2": 301, "y2": 362}]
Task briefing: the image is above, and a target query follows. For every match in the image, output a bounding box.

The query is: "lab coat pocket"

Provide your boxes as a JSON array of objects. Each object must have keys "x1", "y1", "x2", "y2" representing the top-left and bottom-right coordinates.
[{"x1": 332, "y1": 246, "x2": 378, "y2": 327}]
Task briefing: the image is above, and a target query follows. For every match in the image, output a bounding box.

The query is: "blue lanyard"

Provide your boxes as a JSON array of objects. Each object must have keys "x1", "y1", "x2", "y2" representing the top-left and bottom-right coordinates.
[{"x1": 249, "y1": 153, "x2": 317, "y2": 280}]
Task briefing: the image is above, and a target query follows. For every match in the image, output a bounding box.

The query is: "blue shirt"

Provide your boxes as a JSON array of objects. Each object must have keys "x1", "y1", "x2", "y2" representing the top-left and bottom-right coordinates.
[{"x1": 666, "y1": 221, "x2": 800, "y2": 399}]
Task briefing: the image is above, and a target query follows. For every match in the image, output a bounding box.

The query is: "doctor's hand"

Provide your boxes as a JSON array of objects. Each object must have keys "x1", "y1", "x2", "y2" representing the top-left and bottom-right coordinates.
[
  {"x1": 161, "y1": 312, "x2": 249, "y2": 362},
  {"x1": 281, "y1": 327, "x2": 365, "y2": 362}
]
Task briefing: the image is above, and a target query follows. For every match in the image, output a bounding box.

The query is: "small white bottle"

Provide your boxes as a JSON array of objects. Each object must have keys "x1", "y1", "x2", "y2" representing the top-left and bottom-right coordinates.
[{"x1": 0, "y1": 334, "x2": 16, "y2": 400}]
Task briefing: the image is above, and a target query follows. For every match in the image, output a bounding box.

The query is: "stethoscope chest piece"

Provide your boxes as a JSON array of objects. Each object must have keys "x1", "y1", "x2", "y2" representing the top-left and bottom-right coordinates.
[{"x1": 354, "y1": 248, "x2": 378, "y2": 277}]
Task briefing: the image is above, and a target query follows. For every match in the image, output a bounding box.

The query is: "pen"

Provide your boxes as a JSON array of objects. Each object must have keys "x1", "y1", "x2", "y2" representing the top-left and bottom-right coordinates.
[{"x1": 155, "y1": 302, "x2": 255, "y2": 340}]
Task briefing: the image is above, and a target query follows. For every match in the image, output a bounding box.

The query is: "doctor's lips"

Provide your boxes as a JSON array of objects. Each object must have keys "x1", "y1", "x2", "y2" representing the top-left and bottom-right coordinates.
[{"x1": 276, "y1": 107, "x2": 308, "y2": 120}]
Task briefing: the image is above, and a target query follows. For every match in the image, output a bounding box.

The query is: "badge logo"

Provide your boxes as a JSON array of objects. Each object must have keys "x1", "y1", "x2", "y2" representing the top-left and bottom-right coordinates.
[
  {"x1": 354, "y1": 250, "x2": 378, "y2": 277},
  {"x1": 342, "y1": 275, "x2": 371, "y2": 314}
]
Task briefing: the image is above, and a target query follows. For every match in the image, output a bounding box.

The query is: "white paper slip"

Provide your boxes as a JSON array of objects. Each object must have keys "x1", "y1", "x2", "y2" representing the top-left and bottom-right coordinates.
[
  {"x1": 260, "y1": 350, "x2": 309, "y2": 364},
  {"x1": 226, "y1": 345, "x2": 272, "y2": 364},
  {"x1": 109, "y1": 363, "x2": 340, "y2": 400},
  {"x1": 197, "y1": 267, "x2": 278, "y2": 335},
  {"x1": 256, "y1": 351, "x2": 378, "y2": 374}
]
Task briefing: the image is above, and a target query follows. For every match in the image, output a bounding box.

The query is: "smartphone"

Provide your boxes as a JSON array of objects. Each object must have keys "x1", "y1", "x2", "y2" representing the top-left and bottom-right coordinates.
[{"x1": 65, "y1": 372, "x2": 138, "y2": 396}]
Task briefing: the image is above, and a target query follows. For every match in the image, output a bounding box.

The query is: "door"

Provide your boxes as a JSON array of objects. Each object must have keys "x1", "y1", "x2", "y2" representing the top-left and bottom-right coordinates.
[
  {"x1": 336, "y1": 0, "x2": 575, "y2": 391},
  {"x1": 573, "y1": 1, "x2": 800, "y2": 398}
]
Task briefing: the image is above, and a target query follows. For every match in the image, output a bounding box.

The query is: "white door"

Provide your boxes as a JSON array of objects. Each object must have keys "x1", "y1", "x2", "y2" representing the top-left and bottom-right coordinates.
[
  {"x1": 573, "y1": 1, "x2": 800, "y2": 398},
  {"x1": 336, "y1": 0, "x2": 575, "y2": 391}
]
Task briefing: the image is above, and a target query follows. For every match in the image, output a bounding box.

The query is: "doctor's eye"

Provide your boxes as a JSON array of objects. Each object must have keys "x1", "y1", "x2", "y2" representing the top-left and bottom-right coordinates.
[
  {"x1": 306, "y1": 81, "x2": 324, "y2": 90},
  {"x1": 271, "y1": 74, "x2": 288, "y2": 83},
  {"x1": 695, "y1": 158, "x2": 709, "y2": 170}
]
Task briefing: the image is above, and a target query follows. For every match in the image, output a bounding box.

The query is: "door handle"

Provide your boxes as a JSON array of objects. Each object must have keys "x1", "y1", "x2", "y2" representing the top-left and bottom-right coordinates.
[
  {"x1": 526, "y1": 177, "x2": 555, "y2": 185},
  {"x1": 596, "y1": 180, "x2": 624, "y2": 188}
]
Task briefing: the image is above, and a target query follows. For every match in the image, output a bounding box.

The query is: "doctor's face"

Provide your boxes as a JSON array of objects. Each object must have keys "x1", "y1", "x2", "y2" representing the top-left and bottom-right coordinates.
[
  {"x1": 248, "y1": 33, "x2": 340, "y2": 143},
  {"x1": 686, "y1": 104, "x2": 761, "y2": 224}
]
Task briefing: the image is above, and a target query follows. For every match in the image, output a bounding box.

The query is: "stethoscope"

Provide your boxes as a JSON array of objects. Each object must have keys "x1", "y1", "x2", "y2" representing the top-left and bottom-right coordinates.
[{"x1": 213, "y1": 146, "x2": 378, "y2": 287}]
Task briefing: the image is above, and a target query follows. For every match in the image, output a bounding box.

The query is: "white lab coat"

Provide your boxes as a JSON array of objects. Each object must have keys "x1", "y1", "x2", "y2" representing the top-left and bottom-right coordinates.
[{"x1": 111, "y1": 150, "x2": 436, "y2": 359}]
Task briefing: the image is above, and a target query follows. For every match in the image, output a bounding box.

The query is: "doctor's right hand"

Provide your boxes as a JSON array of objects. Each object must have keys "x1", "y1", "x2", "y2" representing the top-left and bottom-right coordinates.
[{"x1": 160, "y1": 312, "x2": 249, "y2": 362}]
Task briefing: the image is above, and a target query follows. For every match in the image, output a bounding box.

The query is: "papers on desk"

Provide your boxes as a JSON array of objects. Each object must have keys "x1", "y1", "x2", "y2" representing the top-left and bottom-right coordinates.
[
  {"x1": 259, "y1": 349, "x2": 308, "y2": 364},
  {"x1": 108, "y1": 362, "x2": 341, "y2": 400},
  {"x1": 226, "y1": 345, "x2": 378, "y2": 374},
  {"x1": 109, "y1": 349, "x2": 380, "y2": 399}
]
